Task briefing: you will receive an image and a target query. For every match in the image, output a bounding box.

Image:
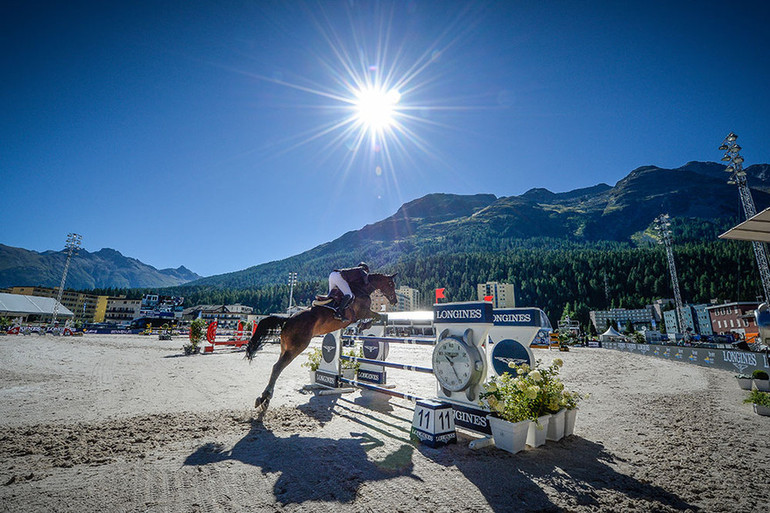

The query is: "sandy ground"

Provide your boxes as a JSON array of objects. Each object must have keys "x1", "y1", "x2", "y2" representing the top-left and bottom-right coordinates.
[{"x1": 1, "y1": 333, "x2": 768, "y2": 512}]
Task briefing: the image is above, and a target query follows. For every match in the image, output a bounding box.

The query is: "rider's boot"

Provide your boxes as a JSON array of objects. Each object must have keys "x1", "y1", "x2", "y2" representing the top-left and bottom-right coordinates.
[{"x1": 334, "y1": 295, "x2": 353, "y2": 320}]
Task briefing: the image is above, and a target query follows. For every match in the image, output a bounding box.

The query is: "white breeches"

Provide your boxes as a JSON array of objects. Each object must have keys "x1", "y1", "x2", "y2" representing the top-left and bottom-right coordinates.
[{"x1": 328, "y1": 271, "x2": 352, "y2": 297}]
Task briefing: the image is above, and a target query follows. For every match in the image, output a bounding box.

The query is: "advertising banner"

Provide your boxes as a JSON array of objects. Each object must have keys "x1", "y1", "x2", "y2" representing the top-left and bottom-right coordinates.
[{"x1": 602, "y1": 342, "x2": 770, "y2": 375}]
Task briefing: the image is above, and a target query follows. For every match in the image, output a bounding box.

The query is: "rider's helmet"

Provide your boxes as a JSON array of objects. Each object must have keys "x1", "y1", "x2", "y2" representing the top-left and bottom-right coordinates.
[{"x1": 358, "y1": 262, "x2": 370, "y2": 273}]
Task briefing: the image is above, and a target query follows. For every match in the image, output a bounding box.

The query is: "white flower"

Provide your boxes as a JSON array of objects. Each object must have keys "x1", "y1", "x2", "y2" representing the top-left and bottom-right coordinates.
[{"x1": 530, "y1": 370, "x2": 542, "y2": 382}]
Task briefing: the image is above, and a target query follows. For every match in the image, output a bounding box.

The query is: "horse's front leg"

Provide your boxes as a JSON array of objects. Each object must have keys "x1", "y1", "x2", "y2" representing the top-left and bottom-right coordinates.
[{"x1": 357, "y1": 310, "x2": 383, "y2": 331}]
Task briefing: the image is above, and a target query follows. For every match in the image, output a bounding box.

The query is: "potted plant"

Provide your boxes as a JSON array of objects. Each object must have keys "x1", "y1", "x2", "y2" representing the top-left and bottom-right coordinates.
[
  {"x1": 744, "y1": 389, "x2": 770, "y2": 416},
  {"x1": 302, "y1": 347, "x2": 323, "y2": 383},
  {"x1": 341, "y1": 346, "x2": 363, "y2": 379},
  {"x1": 735, "y1": 374, "x2": 753, "y2": 391},
  {"x1": 562, "y1": 389, "x2": 588, "y2": 436},
  {"x1": 183, "y1": 318, "x2": 205, "y2": 355},
  {"x1": 479, "y1": 372, "x2": 533, "y2": 454},
  {"x1": 752, "y1": 370, "x2": 770, "y2": 392}
]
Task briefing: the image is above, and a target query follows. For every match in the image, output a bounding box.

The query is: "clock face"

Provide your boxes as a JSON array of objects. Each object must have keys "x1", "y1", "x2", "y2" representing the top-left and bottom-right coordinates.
[{"x1": 432, "y1": 337, "x2": 478, "y2": 392}]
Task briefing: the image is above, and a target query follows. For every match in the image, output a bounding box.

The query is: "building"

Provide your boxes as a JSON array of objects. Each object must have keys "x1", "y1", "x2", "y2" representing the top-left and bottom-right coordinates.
[
  {"x1": 477, "y1": 282, "x2": 515, "y2": 308},
  {"x1": 394, "y1": 286, "x2": 420, "y2": 311},
  {"x1": 590, "y1": 306, "x2": 656, "y2": 332},
  {"x1": 103, "y1": 297, "x2": 141, "y2": 324},
  {"x1": 369, "y1": 286, "x2": 421, "y2": 313},
  {"x1": 183, "y1": 304, "x2": 254, "y2": 328},
  {"x1": 663, "y1": 307, "x2": 698, "y2": 335},
  {"x1": 3, "y1": 286, "x2": 102, "y2": 323},
  {"x1": 692, "y1": 304, "x2": 713, "y2": 336},
  {"x1": 0, "y1": 292, "x2": 74, "y2": 324},
  {"x1": 139, "y1": 294, "x2": 184, "y2": 321},
  {"x1": 706, "y1": 302, "x2": 760, "y2": 339}
]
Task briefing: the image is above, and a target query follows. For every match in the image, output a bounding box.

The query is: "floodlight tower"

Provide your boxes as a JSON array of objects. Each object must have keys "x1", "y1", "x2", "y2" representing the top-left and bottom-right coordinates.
[
  {"x1": 287, "y1": 272, "x2": 298, "y2": 311},
  {"x1": 720, "y1": 132, "x2": 770, "y2": 302},
  {"x1": 51, "y1": 233, "x2": 82, "y2": 327},
  {"x1": 655, "y1": 214, "x2": 683, "y2": 333}
]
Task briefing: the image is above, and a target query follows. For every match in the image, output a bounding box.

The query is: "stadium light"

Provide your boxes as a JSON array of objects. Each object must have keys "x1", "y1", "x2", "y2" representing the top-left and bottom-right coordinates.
[{"x1": 720, "y1": 133, "x2": 770, "y2": 302}]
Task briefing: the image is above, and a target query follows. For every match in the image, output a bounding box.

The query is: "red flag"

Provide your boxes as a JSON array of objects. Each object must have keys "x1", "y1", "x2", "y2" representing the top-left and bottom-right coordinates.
[
  {"x1": 435, "y1": 288, "x2": 446, "y2": 301},
  {"x1": 484, "y1": 295, "x2": 493, "y2": 302}
]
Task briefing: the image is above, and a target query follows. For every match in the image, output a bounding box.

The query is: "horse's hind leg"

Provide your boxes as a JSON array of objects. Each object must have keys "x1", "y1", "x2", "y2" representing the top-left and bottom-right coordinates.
[{"x1": 255, "y1": 348, "x2": 295, "y2": 411}]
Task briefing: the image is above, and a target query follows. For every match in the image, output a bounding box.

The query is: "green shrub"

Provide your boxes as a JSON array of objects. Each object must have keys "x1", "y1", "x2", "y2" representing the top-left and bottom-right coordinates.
[
  {"x1": 183, "y1": 318, "x2": 206, "y2": 355},
  {"x1": 744, "y1": 389, "x2": 770, "y2": 407},
  {"x1": 302, "y1": 347, "x2": 322, "y2": 371},
  {"x1": 752, "y1": 370, "x2": 769, "y2": 380}
]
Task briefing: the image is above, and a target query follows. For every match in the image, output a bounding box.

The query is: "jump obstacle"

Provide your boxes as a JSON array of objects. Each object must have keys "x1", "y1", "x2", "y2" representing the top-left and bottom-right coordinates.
[
  {"x1": 200, "y1": 320, "x2": 256, "y2": 353},
  {"x1": 313, "y1": 303, "x2": 550, "y2": 448}
]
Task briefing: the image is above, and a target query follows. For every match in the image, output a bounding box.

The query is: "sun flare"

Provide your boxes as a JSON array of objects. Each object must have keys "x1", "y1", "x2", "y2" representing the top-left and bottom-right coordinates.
[{"x1": 354, "y1": 86, "x2": 402, "y2": 133}]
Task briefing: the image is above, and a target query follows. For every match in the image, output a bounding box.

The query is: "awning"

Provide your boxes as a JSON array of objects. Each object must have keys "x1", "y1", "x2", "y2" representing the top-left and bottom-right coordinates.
[{"x1": 719, "y1": 207, "x2": 770, "y2": 243}]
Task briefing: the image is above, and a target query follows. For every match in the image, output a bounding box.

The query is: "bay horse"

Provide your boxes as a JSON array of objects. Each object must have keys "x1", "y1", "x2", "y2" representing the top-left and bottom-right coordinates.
[{"x1": 246, "y1": 272, "x2": 398, "y2": 410}]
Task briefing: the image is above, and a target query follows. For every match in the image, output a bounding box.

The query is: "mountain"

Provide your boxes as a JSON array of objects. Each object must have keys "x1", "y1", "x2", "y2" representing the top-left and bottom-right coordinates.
[
  {"x1": 0, "y1": 245, "x2": 201, "y2": 290},
  {"x1": 189, "y1": 161, "x2": 770, "y2": 289}
]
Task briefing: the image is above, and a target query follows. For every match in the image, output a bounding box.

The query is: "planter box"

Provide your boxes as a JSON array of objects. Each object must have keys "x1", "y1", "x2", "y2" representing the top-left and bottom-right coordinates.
[
  {"x1": 737, "y1": 377, "x2": 753, "y2": 391},
  {"x1": 342, "y1": 368, "x2": 356, "y2": 380},
  {"x1": 546, "y1": 409, "x2": 566, "y2": 441},
  {"x1": 526, "y1": 415, "x2": 550, "y2": 448},
  {"x1": 564, "y1": 409, "x2": 578, "y2": 437},
  {"x1": 754, "y1": 404, "x2": 770, "y2": 417},
  {"x1": 488, "y1": 416, "x2": 529, "y2": 454},
  {"x1": 309, "y1": 370, "x2": 316, "y2": 384},
  {"x1": 753, "y1": 379, "x2": 770, "y2": 392}
]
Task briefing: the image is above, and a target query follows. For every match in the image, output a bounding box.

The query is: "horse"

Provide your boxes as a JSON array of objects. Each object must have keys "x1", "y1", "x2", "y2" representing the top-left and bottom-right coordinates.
[{"x1": 246, "y1": 272, "x2": 398, "y2": 410}]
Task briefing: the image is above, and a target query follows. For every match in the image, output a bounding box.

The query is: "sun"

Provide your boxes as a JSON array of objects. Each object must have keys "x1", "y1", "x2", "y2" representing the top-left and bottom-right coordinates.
[{"x1": 353, "y1": 86, "x2": 402, "y2": 133}]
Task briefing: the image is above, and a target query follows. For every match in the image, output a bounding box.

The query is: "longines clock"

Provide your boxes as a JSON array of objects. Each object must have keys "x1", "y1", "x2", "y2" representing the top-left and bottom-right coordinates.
[{"x1": 432, "y1": 329, "x2": 484, "y2": 401}]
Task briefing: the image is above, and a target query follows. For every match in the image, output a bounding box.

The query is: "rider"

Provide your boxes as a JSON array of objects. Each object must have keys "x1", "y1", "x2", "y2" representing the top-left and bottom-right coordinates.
[{"x1": 327, "y1": 262, "x2": 370, "y2": 320}]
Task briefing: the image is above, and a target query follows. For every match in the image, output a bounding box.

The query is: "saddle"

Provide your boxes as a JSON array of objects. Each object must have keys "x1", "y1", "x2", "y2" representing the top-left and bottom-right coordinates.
[{"x1": 312, "y1": 287, "x2": 344, "y2": 307}]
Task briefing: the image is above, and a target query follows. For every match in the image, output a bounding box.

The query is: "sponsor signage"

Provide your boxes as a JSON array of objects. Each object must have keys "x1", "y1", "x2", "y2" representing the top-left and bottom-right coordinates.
[
  {"x1": 362, "y1": 338, "x2": 386, "y2": 360},
  {"x1": 434, "y1": 302, "x2": 493, "y2": 325},
  {"x1": 602, "y1": 342, "x2": 770, "y2": 374},
  {"x1": 490, "y1": 338, "x2": 533, "y2": 376},
  {"x1": 450, "y1": 403, "x2": 492, "y2": 436},
  {"x1": 314, "y1": 370, "x2": 339, "y2": 388},
  {"x1": 357, "y1": 369, "x2": 386, "y2": 384},
  {"x1": 492, "y1": 309, "x2": 541, "y2": 327},
  {"x1": 321, "y1": 333, "x2": 337, "y2": 364}
]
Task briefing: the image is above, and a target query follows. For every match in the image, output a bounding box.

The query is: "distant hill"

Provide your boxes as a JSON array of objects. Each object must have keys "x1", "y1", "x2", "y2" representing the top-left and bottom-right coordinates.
[
  {"x1": 0, "y1": 245, "x2": 201, "y2": 290},
  {"x1": 189, "y1": 161, "x2": 770, "y2": 288}
]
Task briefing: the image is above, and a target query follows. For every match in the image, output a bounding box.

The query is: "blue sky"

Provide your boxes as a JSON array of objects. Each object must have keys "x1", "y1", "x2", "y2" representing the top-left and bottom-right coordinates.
[{"x1": 2, "y1": 1, "x2": 770, "y2": 278}]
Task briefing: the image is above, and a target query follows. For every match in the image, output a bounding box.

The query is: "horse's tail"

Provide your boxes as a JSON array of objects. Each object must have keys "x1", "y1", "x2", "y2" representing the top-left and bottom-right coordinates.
[{"x1": 245, "y1": 316, "x2": 287, "y2": 361}]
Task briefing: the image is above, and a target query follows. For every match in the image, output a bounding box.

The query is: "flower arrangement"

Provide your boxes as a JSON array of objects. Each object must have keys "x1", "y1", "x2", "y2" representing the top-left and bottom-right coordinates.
[
  {"x1": 479, "y1": 359, "x2": 586, "y2": 423},
  {"x1": 301, "y1": 346, "x2": 363, "y2": 372}
]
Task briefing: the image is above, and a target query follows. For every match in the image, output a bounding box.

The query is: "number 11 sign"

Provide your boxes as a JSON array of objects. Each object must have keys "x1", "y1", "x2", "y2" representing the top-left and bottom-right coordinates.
[{"x1": 410, "y1": 399, "x2": 457, "y2": 448}]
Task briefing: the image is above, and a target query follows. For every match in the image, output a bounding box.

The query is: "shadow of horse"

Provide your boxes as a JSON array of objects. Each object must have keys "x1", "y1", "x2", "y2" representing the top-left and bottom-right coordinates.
[
  {"x1": 183, "y1": 415, "x2": 419, "y2": 506},
  {"x1": 428, "y1": 434, "x2": 697, "y2": 512}
]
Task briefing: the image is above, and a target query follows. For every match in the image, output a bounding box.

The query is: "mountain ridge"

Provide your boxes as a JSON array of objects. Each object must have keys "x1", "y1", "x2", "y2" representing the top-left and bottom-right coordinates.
[
  {"x1": 0, "y1": 245, "x2": 201, "y2": 290},
  {"x1": 2, "y1": 161, "x2": 769, "y2": 291}
]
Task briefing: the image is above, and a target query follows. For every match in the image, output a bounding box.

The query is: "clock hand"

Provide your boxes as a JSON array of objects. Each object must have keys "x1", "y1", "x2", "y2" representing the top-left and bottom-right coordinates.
[{"x1": 445, "y1": 355, "x2": 461, "y2": 380}]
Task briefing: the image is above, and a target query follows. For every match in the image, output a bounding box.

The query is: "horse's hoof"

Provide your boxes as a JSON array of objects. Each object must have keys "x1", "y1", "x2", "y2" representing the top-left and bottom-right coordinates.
[{"x1": 254, "y1": 397, "x2": 270, "y2": 411}]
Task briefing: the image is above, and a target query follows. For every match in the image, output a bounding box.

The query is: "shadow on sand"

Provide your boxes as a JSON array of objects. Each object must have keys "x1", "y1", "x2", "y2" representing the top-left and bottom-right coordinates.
[
  {"x1": 183, "y1": 394, "x2": 419, "y2": 506},
  {"x1": 184, "y1": 392, "x2": 696, "y2": 511},
  {"x1": 423, "y1": 432, "x2": 697, "y2": 512}
]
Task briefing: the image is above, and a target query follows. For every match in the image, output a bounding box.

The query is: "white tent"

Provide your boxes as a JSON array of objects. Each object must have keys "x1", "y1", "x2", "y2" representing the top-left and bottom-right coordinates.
[
  {"x1": 599, "y1": 326, "x2": 624, "y2": 342},
  {"x1": 0, "y1": 292, "x2": 73, "y2": 321}
]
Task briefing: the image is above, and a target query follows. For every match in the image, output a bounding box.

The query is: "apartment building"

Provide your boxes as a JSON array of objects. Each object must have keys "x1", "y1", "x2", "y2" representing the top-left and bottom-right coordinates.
[{"x1": 477, "y1": 282, "x2": 515, "y2": 308}]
